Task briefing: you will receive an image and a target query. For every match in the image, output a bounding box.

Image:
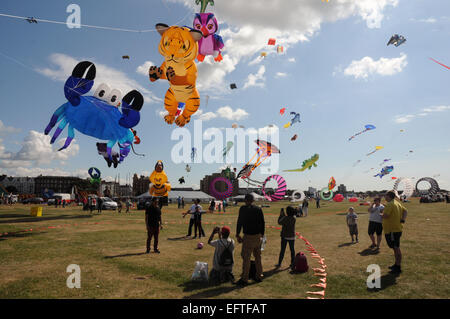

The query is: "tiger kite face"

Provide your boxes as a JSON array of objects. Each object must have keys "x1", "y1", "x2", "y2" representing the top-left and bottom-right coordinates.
[{"x1": 156, "y1": 24, "x2": 202, "y2": 64}]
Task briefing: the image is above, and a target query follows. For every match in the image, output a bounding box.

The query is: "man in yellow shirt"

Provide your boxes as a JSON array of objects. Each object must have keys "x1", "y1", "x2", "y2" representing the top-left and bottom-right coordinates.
[{"x1": 381, "y1": 191, "x2": 408, "y2": 274}]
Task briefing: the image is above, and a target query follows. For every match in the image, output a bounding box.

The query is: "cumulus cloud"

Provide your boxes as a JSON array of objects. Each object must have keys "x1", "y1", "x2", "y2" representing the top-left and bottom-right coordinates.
[
  {"x1": 0, "y1": 120, "x2": 21, "y2": 135},
  {"x1": 136, "y1": 61, "x2": 155, "y2": 76},
  {"x1": 394, "y1": 105, "x2": 450, "y2": 123},
  {"x1": 243, "y1": 65, "x2": 266, "y2": 89},
  {"x1": 343, "y1": 53, "x2": 408, "y2": 79},
  {"x1": 36, "y1": 53, "x2": 162, "y2": 104},
  {"x1": 216, "y1": 106, "x2": 249, "y2": 121},
  {"x1": 275, "y1": 72, "x2": 288, "y2": 78}
]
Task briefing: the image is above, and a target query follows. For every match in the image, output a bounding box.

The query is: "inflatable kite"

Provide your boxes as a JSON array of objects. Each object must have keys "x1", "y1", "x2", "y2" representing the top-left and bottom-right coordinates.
[
  {"x1": 262, "y1": 175, "x2": 286, "y2": 202},
  {"x1": 88, "y1": 167, "x2": 101, "y2": 186},
  {"x1": 367, "y1": 146, "x2": 383, "y2": 156},
  {"x1": 348, "y1": 124, "x2": 376, "y2": 141},
  {"x1": 415, "y1": 177, "x2": 439, "y2": 196},
  {"x1": 333, "y1": 194, "x2": 344, "y2": 202},
  {"x1": 349, "y1": 197, "x2": 358, "y2": 203},
  {"x1": 283, "y1": 112, "x2": 301, "y2": 128},
  {"x1": 374, "y1": 165, "x2": 394, "y2": 179},
  {"x1": 195, "y1": 0, "x2": 214, "y2": 13},
  {"x1": 429, "y1": 58, "x2": 450, "y2": 70},
  {"x1": 393, "y1": 177, "x2": 414, "y2": 199},
  {"x1": 178, "y1": 176, "x2": 185, "y2": 184},
  {"x1": 284, "y1": 154, "x2": 319, "y2": 172},
  {"x1": 237, "y1": 140, "x2": 280, "y2": 179},
  {"x1": 193, "y1": 13, "x2": 224, "y2": 62},
  {"x1": 222, "y1": 141, "x2": 234, "y2": 157},
  {"x1": 185, "y1": 164, "x2": 191, "y2": 173},
  {"x1": 44, "y1": 61, "x2": 144, "y2": 166},
  {"x1": 387, "y1": 34, "x2": 406, "y2": 47},
  {"x1": 291, "y1": 190, "x2": 306, "y2": 202},
  {"x1": 320, "y1": 187, "x2": 333, "y2": 201},
  {"x1": 149, "y1": 24, "x2": 202, "y2": 127},
  {"x1": 149, "y1": 160, "x2": 171, "y2": 199},
  {"x1": 209, "y1": 177, "x2": 233, "y2": 200},
  {"x1": 328, "y1": 177, "x2": 336, "y2": 191}
]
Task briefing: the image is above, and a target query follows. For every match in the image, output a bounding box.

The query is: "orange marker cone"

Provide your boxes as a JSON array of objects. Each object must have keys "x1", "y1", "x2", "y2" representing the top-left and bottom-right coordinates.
[
  {"x1": 311, "y1": 283, "x2": 327, "y2": 289},
  {"x1": 307, "y1": 290, "x2": 325, "y2": 297},
  {"x1": 314, "y1": 273, "x2": 327, "y2": 277}
]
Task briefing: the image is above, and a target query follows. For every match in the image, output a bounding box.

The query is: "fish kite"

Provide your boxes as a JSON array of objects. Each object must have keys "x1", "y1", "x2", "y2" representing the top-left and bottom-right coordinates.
[
  {"x1": 374, "y1": 165, "x2": 394, "y2": 179},
  {"x1": 284, "y1": 154, "x2": 319, "y2": 172},
  {"x1": 284, "y1": 112, "x2": 301, "y2": 128},
  {"x1": 367, "y1": 146, "x2": 383, "y2": 156},
  {"x1": 348, "y1": 124, "x2": 376, "y2": 141}
]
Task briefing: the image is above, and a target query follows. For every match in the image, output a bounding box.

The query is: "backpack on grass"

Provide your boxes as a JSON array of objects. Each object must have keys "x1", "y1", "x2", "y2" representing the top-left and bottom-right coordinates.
[{"x1": 294, "y1": 252, "x2": 309, "y2": 273}]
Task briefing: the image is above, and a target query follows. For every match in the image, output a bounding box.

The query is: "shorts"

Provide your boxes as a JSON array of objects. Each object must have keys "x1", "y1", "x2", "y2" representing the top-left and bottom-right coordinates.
[
  {"x1": 385, "y1": 232, "x2": 402, "y2": 248},
  {"x1": 368, "y1": 221, "x2": 383, "y2": 236},
  {"x1": 348, "y1": 224, "x2": 358, "y2": 236}
]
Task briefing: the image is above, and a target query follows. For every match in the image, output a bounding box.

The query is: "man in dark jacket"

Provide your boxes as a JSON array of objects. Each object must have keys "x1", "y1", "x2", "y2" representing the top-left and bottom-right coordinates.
[
  {"x1": 235, "y1": 194, "x2": 265, "y2": 285},
  {"x1": 145, "y1": 197, "x2": 162, "y2": 254}
]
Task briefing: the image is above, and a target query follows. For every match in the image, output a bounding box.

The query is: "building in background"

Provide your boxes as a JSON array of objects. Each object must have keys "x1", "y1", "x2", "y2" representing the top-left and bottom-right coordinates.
[
  {"x1": 0, "y1": 175, "x2": 35, "y2": 194},
  {"x1": 117, "y1": 184, "x2": 133, "y2": 197},
  {"x1": 133, "y1": 174, "x2": 150, "y2": 196},
  {"x1": 200, "y1": 169, "x2": 239, "y2": 198},
  {"x1": 34, "y1": 176, "x2": 82, "y2": 196},
  {"x1": 337, "y1": 184, "x2": 348, "y2": 196}
]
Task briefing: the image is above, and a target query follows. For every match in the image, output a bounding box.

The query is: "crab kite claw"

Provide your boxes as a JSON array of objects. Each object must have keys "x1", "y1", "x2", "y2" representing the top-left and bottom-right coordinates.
[
  {"x1": 119, "y1": 90, "x2": 144, "y2": 128},
  {"x1": 64, "y1": 61, "x2": 96, "y2": 106}
]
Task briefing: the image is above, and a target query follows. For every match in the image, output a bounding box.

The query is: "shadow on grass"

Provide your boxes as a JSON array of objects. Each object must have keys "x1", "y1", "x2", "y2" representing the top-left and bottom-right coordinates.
[
  {"x1": 167, "y1": 236, "x2": 192, "y2": 241},
  {"x1": 336, "y1": 212, "x2": 368, "y2": 216},
  {"x1": 338, "y1": 242, "x2": 354, "y2": 247},
  {"x1": 0, "y1": 214, "x2": 93, "y2": 224},
  {"x1": 181, "y1": 267, "x2": 285, "y2": 298},
  {"x1": 358, "y1": 248, "x2": 380, "y2": 256},
  {"x1": 104, "y1": 252, "x2": 147, "y2": 259},
  {"x1": 367, "y1": 273, "x2": 399, "y2": 292},
  {"x1": 0, "y1": 231, "x2": 47, "y2": 240},
  {"x1": 0, "y1": 214, "x2": 31, "y2": 219}
]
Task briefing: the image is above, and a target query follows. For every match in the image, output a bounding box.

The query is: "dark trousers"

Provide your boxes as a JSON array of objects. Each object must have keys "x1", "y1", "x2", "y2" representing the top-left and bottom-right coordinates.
[
  {"x1": 278, "y1": 238, "x2": 295, "y2": 266},
  {"x1": 316, "y1": 201, "x2": 320, "y2": 208},
  {"x1": 194, "y1": 219, "x2": 205, "y2": 237},
  {"x1": 147, "y1": 226, "x2": 160, "y2": 251},
  {"x1": 187, "y1": 218, "x2": 195, "y2": 236}
]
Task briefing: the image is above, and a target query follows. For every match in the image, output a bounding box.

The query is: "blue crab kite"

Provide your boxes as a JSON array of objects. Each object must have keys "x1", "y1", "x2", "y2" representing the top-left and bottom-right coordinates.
[{"x1": 44, "y1": 61, "x2": 144, "y2": 166}]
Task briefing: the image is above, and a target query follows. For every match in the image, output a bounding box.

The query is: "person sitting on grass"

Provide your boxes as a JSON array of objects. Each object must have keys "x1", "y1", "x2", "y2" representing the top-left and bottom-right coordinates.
[
  {"x1": 346, "y1": 207, "x2": 359, "y2": 243},
  {"x1": 276, "y1": 206, "x2": 297, "y2": 269},
  {"x1": 208, "y1": 226, "x2": 235, "y2": 284},
  {"x1": 380, "y1": 191, "x2": 407, "y2": 274}
]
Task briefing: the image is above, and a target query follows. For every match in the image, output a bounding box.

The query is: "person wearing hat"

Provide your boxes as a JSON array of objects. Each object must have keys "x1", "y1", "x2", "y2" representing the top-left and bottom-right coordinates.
[
  {"x1": 208, "y1": 226, "x2": 235, "y2": 284},
  {"x1": 235, "y1": 193, "x2": 265, "y2": 285}
]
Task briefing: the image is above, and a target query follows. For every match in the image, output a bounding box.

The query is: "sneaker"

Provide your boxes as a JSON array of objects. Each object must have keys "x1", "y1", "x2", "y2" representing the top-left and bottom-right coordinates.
[
  {"x1": 369, "y1": 244, "x2": 376, "y2": 248},
  {"x1": 154, "y1": 249, "x2": 160, "y2": 254},
  {"x1": 235, "y1": 279, "x2": 248, "y2": 286}
]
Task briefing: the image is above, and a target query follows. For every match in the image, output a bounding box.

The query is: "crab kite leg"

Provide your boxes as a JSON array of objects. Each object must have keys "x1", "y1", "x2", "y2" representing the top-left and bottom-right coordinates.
[
  {"x1": 45, "y1": 104, "x2": 67, "y2": 135},
  {"x1": 50, "y1": 116, "x2": 68, "y2": 144},
  {"x1": 58, "y1": 124, "x2": 74, "y2": 151}
]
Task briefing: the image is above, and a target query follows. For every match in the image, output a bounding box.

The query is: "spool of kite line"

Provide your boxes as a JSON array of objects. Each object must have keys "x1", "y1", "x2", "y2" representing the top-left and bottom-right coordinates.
[
  {"x1": 415, "y1": 177, "x2": 439, "y2": 196},
  {"x1": 262, "y1": 175, "x2": 287, "y2": 202},
  {"x1": 291, "y1": 190, "x2": 306, "y2": 202},
  {"x1": 209, "y1": 177, "x2": 233, "y2": 200},
  {"x1": 320, "y1": 187, "x2": 333, "y2": 201},
  {"x1": 393, "y1": 177, "x2": 415, "y2": 199}
]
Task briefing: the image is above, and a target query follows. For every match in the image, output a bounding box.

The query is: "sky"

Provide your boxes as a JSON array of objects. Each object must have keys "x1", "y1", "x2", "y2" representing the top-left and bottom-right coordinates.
[{"x1": 0, "y1": 0, "x2": 449, "y2": 193}]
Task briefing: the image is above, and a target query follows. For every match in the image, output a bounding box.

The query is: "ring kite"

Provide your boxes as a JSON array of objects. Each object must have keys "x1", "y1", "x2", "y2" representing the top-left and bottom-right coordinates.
[
  {"x1": 415, "y1": 177, "x2": 439, "y2": 196},
  {"x1": 393, "y1": 177, "x2": 414, "y2": 199},
  {"x1": 88, "y1": 167, "x2": 101, "y2": 185},
  {"x1": 262, "y1": 175, "x2": 286, "y2": 202},
  {"x1": 209, "y1": 177, "x2": 233, "y2": 200},
  {"x1": 320, "y1": 187, "x2": 333, "y2": 201},
  {"x1": 291, "y1": 190, "x2": 306, "y2": 202}
]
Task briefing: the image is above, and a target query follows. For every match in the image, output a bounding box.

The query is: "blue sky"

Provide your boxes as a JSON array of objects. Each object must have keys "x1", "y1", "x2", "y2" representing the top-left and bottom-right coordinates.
[{"x1": 0, "y1": 0, "x2": 449, "y2": 192}]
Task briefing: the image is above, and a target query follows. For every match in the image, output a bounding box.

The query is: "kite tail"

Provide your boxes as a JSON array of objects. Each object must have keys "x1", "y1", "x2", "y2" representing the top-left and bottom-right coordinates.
[{"x1": 131, "y1": 144, "x2": 145, "y2": 157}]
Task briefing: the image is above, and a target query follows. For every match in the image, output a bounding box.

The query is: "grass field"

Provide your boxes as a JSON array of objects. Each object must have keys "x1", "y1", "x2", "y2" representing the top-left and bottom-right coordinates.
[{"x1": 0, "y1": 198, "x2": 449, "y2": 299}]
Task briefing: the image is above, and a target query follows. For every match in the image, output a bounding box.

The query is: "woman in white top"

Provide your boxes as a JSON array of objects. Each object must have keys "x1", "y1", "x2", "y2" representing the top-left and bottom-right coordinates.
[{"x1": 368, "y1": 197, "x2": 384, "y2": 249}]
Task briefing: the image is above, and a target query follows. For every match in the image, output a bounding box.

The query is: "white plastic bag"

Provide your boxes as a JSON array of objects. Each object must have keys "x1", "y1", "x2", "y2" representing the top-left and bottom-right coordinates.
[{"x1": 191, "y1": 261, "x2": 209, "y2": 282}]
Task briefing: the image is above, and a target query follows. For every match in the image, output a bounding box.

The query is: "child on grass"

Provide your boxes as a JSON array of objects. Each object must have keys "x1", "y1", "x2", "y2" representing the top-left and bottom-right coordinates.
[{"x1": 346, "y1": 207, "x2": 359, "y2": 243}]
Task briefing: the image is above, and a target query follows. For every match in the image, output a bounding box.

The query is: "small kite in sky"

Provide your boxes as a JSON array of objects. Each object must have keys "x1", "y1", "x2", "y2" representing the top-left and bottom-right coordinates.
[
  {"x1": 387, "y1": 34, "x2": 406, "y2": 47},
  {"x1": 26, "y1": 17, "x2": 38, "y2": 23},
  {"x1": 291, "y1": 134, "x2": 298, "y2": 141},
  {"x1": 283, "y1": 112, "x2": 301, "y2": 128},
  {"x1": 230, "y1": 83, "x2": 237, "y2": 89},
  {"x1": 284, "y1": 154, "x2": 319, "y2": 172},
  {"x1": 280, "y1": 108, "x2": 286, "y2": 115},
  {"x1": 348, "y1": 124, "x2": 376, "y2": 141},
  {"x1": 353, "y1": 159, "x2": 362, "y2": 167},
  {"x1": 328, "y1": 176, "x2": 336, "y2": 190},
  {"x1": 277, "y1": 46, "x2": 284, "y2": 53},
  {"x1": 374, "y1": 165, "x2": 394, "y2": 179},
  {"x1": 185, "y1": 164, "x2": 191, "y2": 173},
  {"x1": 429, "y1": 58, "x2": 450, "y2": 70},
  {"x1": 268, "y1": 38, "x2": 276, "y2": 45},
  {"x1": 222, "y1": 141, "x2": 234, "y2": 157},
  {"x1": 260, "y1": 52, "x2": 267, "y2": 58},
  {"x1": 191, "y1": 147, "x2": 197, "y2": 162},
  {"x1": 379, "y1": 158, "x2": 391, "y2": 166},
  {"x1": 367, "y1": 146, "x2": 383, "y2": 156},
  {"x1": 122, "y1": 55, "x2": 130, "y2": 59},
  {"x1": 179, "y1": 176, "x2": 186, "y2": 184}
]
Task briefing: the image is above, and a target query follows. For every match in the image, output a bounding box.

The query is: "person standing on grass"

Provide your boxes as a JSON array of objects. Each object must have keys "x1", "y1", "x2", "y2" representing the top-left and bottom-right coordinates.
[
  {"x1": 276, "y1": 206, "x2": 296, "y2": 269},
  {"x1": 346, "y1": 207, "x2": 359, "y2": 243},
  {"x1": 302, "y1": 198, "x2": 309, "y2": 217},
  {"x1": 368, "y1": 197, "x2": 384, "y2": 250},
  {"x1": 181, "y1": 197, "x2": 185, "y2": 209},
  {"x1": 97, "y1": 197, "x2": 103, "y2": 214},
  {"x1": 177, "y1": 196, "x2": 181, "y2": 209},
  {"x1": 145, "y1": 198, "x2": 162, "y2": 254},
  {"x1": 235, "y1": 194, "x2": 265, "y2": 286},
  {"x1": 209, "y1": 199, "x2": 216, "y2": 214},
  {"x1": 208, "y1": 226, "x2": 235, "y2": 284},
  {"x1": 117, "y1": 200, "x2": 122, "y2": 213},
  {"x1": 91, "y1": 197, "x2": 96, "y2": 213},
  {"x1": 126, "y1": 198, "x2": 131, "y2": 213},
  {"x1": 381, "y1": 191, "x2": 408, "y2": 274},
  {"x1": 183, "y1": 198, "x2": 202, "y2": 238},
  {"x1": 316, "y1": 196, "x2": 321, "y2": 208}
]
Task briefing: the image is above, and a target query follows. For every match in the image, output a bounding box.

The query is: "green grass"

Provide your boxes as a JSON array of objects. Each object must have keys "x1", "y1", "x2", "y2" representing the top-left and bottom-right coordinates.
[{"x1": 0, "y1": 199, "x2": 449, "y2": 299}]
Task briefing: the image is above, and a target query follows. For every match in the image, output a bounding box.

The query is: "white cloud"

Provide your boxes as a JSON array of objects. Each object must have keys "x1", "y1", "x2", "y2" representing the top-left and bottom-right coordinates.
[
  {"x1": 394, "y1": 105, "x2": 450, "y2": 123},
  {"x1": 0, "y1": 120, "x2": 21, "y2": 135},
  {"x1": 216, "y1": 106, "x2": 249, "y2": 121},
  {"x1": 243, "y1": 65, "x2": 266, "y2": 89},
  {"x1": 36, "y1": 53, "x2": 162, "y2": 104},
  {"x1": 288, "y1": 58, "x2": 296, "y2": 63},
  {"x1": 0, "y1": 130, "x2": 79, "y2": 169},
  {"x1": 275, "y1": 72, "x2": 288, "y2": 78},
  {"x1": 343, "y1": 53, "x2": 407, "y2": 79},
  {"x1": 411, "y1": 17, "x2": 437, "y2": 24},
  {"x1": 247, "y1": 125, "x2": 279, "y2": 136},
  {"x1": 136, "y1": 61, "x2": 155, "y2": 76}
]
